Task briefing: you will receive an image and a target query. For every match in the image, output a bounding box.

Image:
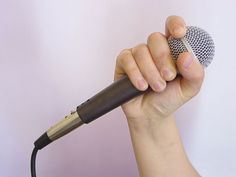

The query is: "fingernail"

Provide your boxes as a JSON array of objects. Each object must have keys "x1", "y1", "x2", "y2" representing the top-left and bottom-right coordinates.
[
  {"x1": 183, "y1": 55, "x2": 193, "y2": 69},
  {"x1": 162, "y1": 68, "x2": 175, "y2": 80},
  {"x1": 138, "y1": 79, "x2": 148, "y2": 90},
  {"x1": 153, "y1": 81, "x2": 165, "y2": 92},
  {"x1": 173, "y1": 25, "x2": 183, "y2": 35},
  {"x1": 173, "y1": 25, "x2": 185, "y2": 36}
]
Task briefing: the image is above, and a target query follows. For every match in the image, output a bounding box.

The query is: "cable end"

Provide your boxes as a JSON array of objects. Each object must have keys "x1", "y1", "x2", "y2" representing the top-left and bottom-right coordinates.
[{"x1": 34, "y1": 132, "x2": 52, "y2": 150}]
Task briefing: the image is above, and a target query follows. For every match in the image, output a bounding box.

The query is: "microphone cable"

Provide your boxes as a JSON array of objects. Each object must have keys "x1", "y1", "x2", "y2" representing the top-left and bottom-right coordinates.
[{"x1": 30, "y1": 147, "x2": 38, "y2": 177}]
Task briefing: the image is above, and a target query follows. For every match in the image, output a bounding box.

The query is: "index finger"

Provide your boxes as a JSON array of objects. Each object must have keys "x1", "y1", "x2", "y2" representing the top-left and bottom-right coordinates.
[{"x1": 165, "y1": 15, "x2": 187, "y2": 38}]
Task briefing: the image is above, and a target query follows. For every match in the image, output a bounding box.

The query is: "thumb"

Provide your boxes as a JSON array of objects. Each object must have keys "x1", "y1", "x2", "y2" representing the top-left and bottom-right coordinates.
[{"x1": 176, "y1": 52, "x2": 205, "y2": 101}]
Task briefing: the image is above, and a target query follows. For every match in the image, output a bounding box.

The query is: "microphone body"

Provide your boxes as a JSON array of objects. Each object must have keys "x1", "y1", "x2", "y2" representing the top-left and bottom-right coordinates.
[
  {"x1": 34, "y1": 26, "x2": 215, "y2": 149},
  {"x1": 34, "y1": 76, "x2": 145, "y2": 149}
]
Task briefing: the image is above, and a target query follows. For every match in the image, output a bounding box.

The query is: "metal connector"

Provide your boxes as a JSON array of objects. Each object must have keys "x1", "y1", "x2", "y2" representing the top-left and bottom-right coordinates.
[{"x1": 47, "y1": 111, "x2": 84, "y2": 141}]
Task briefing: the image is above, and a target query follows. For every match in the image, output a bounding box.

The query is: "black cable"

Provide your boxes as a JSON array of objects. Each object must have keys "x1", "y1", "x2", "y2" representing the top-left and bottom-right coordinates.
[{"x1": 31, "y1": 147, "x2": 38, "y2": 177}]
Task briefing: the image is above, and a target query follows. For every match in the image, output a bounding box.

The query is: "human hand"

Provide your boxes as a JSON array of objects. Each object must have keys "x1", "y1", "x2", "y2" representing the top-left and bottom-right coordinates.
[{"x1": 114, "y1": 16, "x2": 204, "y2": 127}]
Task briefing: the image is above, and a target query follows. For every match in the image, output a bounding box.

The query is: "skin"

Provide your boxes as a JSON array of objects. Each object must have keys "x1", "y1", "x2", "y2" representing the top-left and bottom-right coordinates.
[{"x1": 114, "y1": 16, "x2": 203, "y2": 177}]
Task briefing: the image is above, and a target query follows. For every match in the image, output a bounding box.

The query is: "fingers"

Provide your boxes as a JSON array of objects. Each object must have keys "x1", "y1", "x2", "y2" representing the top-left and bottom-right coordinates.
[
  {"x1": 132, "y1": 44, "x2": 166, "y2": 92},
  {"x1": 165, "y1": 15, "x2": 187, "y2": 38},
  {"x1": 176, "y1": 52, "x2": 205, "y2": 100},
  {"x1": 115, "y1": 41, "x2": 170, "y2": 93},
  {"x1": 115, "y1": 49, "x2": 148, "y2": 91},
  {"x1": 114, "y1": 16, "x2": 192, "y2": 95},
  {"x1": 147, "y1": 32, "x2": 177, "y2": 81}
]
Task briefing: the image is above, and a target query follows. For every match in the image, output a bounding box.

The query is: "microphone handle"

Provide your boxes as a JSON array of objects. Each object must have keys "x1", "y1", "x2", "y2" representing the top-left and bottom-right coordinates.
[
  {"x1": 77, "y1": 76, "x2": 148, "y2": 124},
  {"x1": 34, "y1": 76, "x2": 148, "y2": 150}
]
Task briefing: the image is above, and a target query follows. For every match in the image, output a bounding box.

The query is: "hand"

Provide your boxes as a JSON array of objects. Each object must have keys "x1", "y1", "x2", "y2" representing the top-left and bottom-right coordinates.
[{"x1": 114, "y1": 16, "x2": 204, "y2": 127}]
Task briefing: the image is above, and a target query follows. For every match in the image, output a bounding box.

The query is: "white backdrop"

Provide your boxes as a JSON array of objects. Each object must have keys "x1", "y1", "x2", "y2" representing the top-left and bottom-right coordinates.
[{"x1": 1, "y1": 0, "x2": 236, "y2": 177}]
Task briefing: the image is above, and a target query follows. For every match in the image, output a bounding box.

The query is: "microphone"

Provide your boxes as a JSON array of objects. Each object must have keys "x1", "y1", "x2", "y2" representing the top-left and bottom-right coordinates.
[{"x1": 34, "y1": 26, "x2": 215, "y2": 150}]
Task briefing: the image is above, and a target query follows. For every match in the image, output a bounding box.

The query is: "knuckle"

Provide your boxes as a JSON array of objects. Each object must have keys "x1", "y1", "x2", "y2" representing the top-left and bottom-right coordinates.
[
  {"x1": 148, "y1": 32, "x2": 164, "y2": 43},
  {"x1": 119, "y1": 56, "x2": 130, "y2": 66},
  {"x1": 116, "y1": 49, "x2": 131, "y2": 65},
  {"x1": 166, "y1": 16, "x2": 186, "y2": 37},
  {"x1": 132, "y1": 43, "x2": 148, "y2": 56},
  {"x1": 166, "y1": 16, "x2": 175, "y2": 28},
  {"x1": 166, "y1": 15, "x2": 182, "y2": 25}
]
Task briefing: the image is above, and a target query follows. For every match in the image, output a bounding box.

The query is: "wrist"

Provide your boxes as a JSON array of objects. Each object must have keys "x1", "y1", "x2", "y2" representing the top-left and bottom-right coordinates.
[
  {"x1": 127, "y1": 114, "x2": 200, "y2": 177},
  {"x1": 127, "y1": 114, "x2": 176, "y2": 142}
]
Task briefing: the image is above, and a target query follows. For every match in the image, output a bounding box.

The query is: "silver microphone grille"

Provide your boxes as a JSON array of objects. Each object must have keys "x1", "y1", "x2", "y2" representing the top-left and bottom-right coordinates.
[{"x1": 168, "y1": 26, "x2": 215, "y2": 67}]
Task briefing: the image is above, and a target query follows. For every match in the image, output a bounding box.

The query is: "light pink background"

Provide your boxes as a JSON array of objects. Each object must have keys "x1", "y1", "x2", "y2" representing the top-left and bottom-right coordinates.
[{"x1": 1, "y1": 0, "x2": 236, "y2": 177}]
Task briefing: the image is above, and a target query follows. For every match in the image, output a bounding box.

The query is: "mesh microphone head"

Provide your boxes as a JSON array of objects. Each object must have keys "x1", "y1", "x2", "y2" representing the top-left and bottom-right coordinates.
[{"x1": 168, "y1": 26, "x2": 215, "y2": 67}]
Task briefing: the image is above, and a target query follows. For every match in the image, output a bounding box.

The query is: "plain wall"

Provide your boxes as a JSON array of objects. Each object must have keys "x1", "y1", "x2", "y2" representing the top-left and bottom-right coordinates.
[{"x1": 1, "y1": 0, "x2": 236, "y2": 176}]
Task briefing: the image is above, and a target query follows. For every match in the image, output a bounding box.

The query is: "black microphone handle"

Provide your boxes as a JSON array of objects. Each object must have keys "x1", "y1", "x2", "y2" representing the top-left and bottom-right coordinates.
[{"x1": 77, "y1": 76, "x2": 149, "y2": 124}]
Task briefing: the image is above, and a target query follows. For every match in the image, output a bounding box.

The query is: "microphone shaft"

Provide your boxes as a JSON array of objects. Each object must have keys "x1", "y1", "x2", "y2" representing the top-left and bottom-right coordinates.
[
  {"x1": 34, "y1": 76, "x2": 147, "y2": 149},
  {"x1": 77, "y1": 75, "x2": 146, "y2": 123}
]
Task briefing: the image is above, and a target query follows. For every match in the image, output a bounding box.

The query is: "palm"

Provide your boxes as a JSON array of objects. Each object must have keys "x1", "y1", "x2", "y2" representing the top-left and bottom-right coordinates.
[{"x1": 122, "y1": 77, "x2": 185, "y2": 120}]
